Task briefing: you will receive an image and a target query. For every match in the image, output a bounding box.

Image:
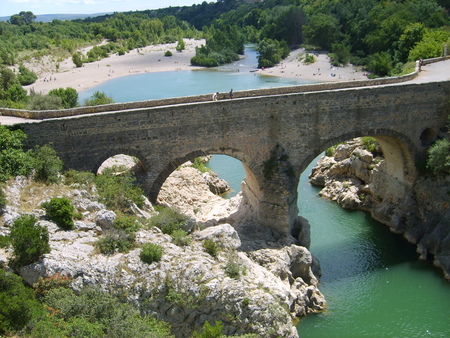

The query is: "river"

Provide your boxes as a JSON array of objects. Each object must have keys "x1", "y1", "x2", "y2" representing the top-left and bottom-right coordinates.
[{"x1": 80, "y1": 46, "x2": 450, "y2": 337}]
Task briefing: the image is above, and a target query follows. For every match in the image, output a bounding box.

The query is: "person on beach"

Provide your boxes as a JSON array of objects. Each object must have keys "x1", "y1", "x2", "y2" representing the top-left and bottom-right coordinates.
[
  {"x1": 212, "y1": 92, "x2": 218, "y2": 101},
  {"x1": 229, "y1": 89, "x2": 233, "y2": 99}
]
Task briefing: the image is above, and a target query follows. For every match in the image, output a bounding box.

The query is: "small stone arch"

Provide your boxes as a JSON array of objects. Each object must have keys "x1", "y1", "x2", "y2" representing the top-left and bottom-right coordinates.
[{"x1": 419, "y1": 128, "x2": 437, "y2": 147}]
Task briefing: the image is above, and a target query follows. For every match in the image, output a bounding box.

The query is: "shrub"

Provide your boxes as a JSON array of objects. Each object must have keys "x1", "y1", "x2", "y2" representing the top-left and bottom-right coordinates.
[
  {"x1": 42, "y1": 197, "x2": 75, "y2": 230},
  {"x1": 41, "y1": 287, "x2": 173, "y2": 337},
  {"x1": 361, "y1": 137, "x2": 381, "y2": 156},
  {"x1": 0, "y1": 269, "x2": 41, "y2": 335},
  {"x1": 18, "y1": 64, "x2": 37, "y2": 85},
  {"x1": 147, "y1": 206, "x2": 190, "y2": 235},
  {"x1": 140, "y1": 242, "x2": 163, "y2": 264},
  {"x1": 34, "y1": 273, "x2": 71, "y2": 300},
  {"x1": 427, "y1": 138, "x2": 450, "y2": 175},
  {"x1": 114, "y1": 213, "x2": 142, "y2": 233},
  {"x1": 64, "y1": 169, "x2": 96, "y2": 187},
  {"x1": 32, "y1": 144, "x2": 63, "y2": 184},
  {"x1": 98, "y1": 228, "x2": 136, "y2": 255},
  {"x1": 9, "y1": 214, "x2": 50, "y2": 268},
  {"x1": 48, "y1": 87, "x2": 78, "y2": 109},
  {"x1": 164, "y1": 50, "x2": 173, "y2": 57},
  {"x1": 72, "y1": 52, "x2": 83, "y2": 67},
  {"x1": 95, "y1": 167, "x2": 144, "y2": 212},
  {"x1": 203, "y1": 239, "x2": 220, "y2": 258},
  {"x1": 27, "y1": 92, "x2": 62, "y2": 110},
  {"x1": 192, "y1": 321, "x2": 223, "y2": 338},
  {"x1": 171, "y1": 229, "x2": 191, "y2": 247},
  {"x1": 225, "y1": 258, "x2": 240, "y2": 279},
  {"x1": 192, "y1": 157, "x2": 212, "y2": 173},
  {"x1": 84, "y1": 91, "x2": 114, "y2": 106}
]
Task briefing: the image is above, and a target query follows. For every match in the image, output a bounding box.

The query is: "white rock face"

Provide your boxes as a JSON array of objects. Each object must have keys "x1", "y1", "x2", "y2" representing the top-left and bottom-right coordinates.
[{"x1": 1, "y1": 164, "x2": 325, "y2": 337}]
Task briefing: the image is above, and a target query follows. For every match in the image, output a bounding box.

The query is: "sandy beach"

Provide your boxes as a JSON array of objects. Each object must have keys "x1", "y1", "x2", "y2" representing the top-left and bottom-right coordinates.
[{"x1": 23, "y1": 39, "x2": 368, "y2": 95}]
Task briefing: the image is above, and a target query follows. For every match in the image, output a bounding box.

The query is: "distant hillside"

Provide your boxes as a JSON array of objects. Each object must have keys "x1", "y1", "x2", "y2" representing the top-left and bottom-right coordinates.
[{"x1": 0, "y1": 13, "x2": 111, "y2": 22}]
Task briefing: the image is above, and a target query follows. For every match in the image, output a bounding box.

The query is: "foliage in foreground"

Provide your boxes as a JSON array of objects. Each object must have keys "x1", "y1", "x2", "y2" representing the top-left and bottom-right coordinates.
[
  {"x1": 84, "y1": 91, "x2": 114, "y2": 106},
  {"x1": 9, "y1": 214, "x2": 50, "y2": 268},
  {"x1": 148, "y1": 206, "x2": 190, "y2": 235}
]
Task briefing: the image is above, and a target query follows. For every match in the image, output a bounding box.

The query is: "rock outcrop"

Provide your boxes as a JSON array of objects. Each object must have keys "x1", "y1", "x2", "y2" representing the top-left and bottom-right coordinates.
[
  {"x1": 0, "y1": 162, "x2": 324, "y2": 337},
  {"x1": 309, "y1": 138, "x2": 450, "y2": 279}
]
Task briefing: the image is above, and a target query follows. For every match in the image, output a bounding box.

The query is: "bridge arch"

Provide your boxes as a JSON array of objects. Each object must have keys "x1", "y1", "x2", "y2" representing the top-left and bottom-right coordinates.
[
  {"x1": 147, "y1": 148, "x2": 262, "y2": 208},
  {"x1": 298, "y1": 128, "x2": 418, "y2": 185}
]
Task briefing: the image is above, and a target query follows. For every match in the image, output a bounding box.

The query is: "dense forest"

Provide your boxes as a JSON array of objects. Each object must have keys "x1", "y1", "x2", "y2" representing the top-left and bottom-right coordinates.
[{"x1": 0, "y1": 0, "x2": 449, "y2": 108}]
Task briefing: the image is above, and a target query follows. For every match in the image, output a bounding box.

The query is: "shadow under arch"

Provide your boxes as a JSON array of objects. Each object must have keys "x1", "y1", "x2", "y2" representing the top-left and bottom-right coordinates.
[
  {"x1": 149, "y1": 148, "x2": 261, "y2": 205},
  {"x1": 297, "y1": 129, "x2": 419, "y2": 186}
]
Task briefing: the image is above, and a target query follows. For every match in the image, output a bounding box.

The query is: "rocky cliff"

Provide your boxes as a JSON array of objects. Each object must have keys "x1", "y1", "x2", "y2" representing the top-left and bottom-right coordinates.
[
  {"x1": 0, "y1": 160, "x2": 324, "y2": 337},
  {"x1": 309, "y1": 138, "x2": 450, "y2": 280}
]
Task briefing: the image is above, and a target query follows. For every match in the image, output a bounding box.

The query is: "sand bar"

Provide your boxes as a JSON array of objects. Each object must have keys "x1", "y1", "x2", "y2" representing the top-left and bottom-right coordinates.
[{"x1": 21, "y1": 39, "x2": 369, "y2": 95}]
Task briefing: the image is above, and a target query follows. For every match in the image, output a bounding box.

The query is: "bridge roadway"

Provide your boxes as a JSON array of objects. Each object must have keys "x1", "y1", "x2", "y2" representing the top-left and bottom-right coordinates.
[{"x1": 1, "y1": 59, "x2": 449, "y2": 241}]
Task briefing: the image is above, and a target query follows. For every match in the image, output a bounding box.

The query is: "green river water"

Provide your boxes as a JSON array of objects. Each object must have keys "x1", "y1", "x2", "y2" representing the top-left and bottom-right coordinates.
[{"x1": 81, "y1": 46, "x2": 449, "y2": 337}]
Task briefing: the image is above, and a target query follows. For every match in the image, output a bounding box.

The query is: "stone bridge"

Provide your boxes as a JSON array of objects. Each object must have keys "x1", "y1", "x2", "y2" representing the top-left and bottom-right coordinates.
[{"x1": 7, "y1": 71, "x2": 450, "y2": 241}]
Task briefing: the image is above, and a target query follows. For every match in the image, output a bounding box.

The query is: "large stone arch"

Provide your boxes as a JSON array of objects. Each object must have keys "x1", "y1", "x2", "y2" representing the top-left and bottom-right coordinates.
[
  {"x1": 297, "y1": 128, "x2": 418, "y2": 186},
  {"x1": 146, "y1": 147, "x2": 262, "y2": 208}
]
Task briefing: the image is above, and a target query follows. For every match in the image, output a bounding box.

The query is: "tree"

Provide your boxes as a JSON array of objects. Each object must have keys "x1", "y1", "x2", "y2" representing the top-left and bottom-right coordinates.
[
  {"x1": 10, "y1": 11, "x2": 36, "y2": 26},
  {"x1": 303, "y1": 13, "x2": 340, "y2": 50},
  {"x1": 0, "y1": 125, "x2": 34, "y2": 182},
  {"x1": 18, "y1": 64, "x2": 37, "y2": 86},
  {"x1": 84, "y1": 91, "x2": 114, "y2": 106},
  {"x1": 72, "y1": 52, "x2": 83, "y2": 68},
  {"x1": 366, "y1": 51, "x2": 393, "y2": 77},
  {"x1": 256, "y1": 38, "x2": 289, "y2": 68},
  {"x1": 48, "y1": 87, "x2": 78, "y2": 109},
  {"x1": 176, "y1": 38, "x2": 185, "y2": 52},
  {"x1": 9, "y1": 214, "x2": 50, "y2": 268},
  {"x1": 32, "y1": 144, "x2": 63, "y2": 184}
]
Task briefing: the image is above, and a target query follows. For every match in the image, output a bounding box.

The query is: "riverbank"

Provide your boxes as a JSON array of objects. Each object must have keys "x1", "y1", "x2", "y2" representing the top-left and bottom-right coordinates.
[{"x1": 23, "y1": 40, "x2": 368, "y2": 95}]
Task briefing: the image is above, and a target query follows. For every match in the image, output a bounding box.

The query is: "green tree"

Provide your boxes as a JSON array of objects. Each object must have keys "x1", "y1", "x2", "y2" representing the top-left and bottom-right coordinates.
[
  {"x1": 9, "y1": 214, "x2": 50, "y2": 268},
  {"x1": 257, "y1": 38, "x2": 289, "y2": 68},
  {"x1": 176, "y1": 38, "x2": 185, "y2": 52},
  {"x1": 32, "y1": 144, "x2": 63, "y2": 184},
  {"x1": 17, "y1": 64, "x2": 37, "y2": 85},
  {"x1": 10, "y1": 11, "x2": 36, "y2": 26},
  {"x1": 84, "y1": 91, "x2": 114, "y2": 106},
  {"x1": 48, "y1": 87, "x2": 79, "y2": 108},
  {"x1": 366, "y1": 51, "x2": 393, "y2": 77},
  {"x1": 0, "y1": 125, "x2": 34, "y2": 182},
  {"x1": 72, "y1": 52, "x2": 83, "y2": 68},
  {"x1": 303, "y1": 13, "x2": 340, "y2": 50},
  {"x1": 27, "y1": 93, "x2": 62, "y2": 110}
]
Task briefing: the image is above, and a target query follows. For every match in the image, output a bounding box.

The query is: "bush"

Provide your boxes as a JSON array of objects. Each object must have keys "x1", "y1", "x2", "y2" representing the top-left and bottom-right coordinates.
[
  {"x1": 192, "y1": 321, "x2": 223, "y2": 338},
  {"x1": 42, "y1": 197, "x2": 75, "y2": 230},
  {"x1": 98, "y1": 228, "x2": 136, "y2": 255},
  {"x1": 171, "y1": 229, "x2": 191, "y2": 247},
  {"x1": 9, "y1": 214, "x2": 50, "y2": 268},
  {"x1": 27, "y1": 92, "x2": 62, "y2": 110},
  {"x1": 18, "y1": 64, "x2": 37, "y2": 85},
  {"x1": 164, "y1": 50, "x2": 173, "y2": 57},
  {"x1": 72, "y1": 52, "x2": 83, "y2": 67},
  {"x1": 225, "y1": 258, "x2": 240, "y2": 279},
  {"x1": 203, "y1": 239, "x2": 220, "y2": 258},
  {"x1": 0, "y1": 269, "x2": 41, "y2": 335},
  {"x1": 48, "y1": 87, "x2": 78, "y2": 109},
  {"x1": 32, "y1": 144, "x2": 63, "y2": 184},
  {"x1": 148, "y1": 207, "x2": 190, "y2": 235},
  {"x1": 84, "y1": 91, "x2": 114, "y2": 106},
  {"x1": 114, "y1": 213, "x2": 142, "y2": 233},
  {"x1": 140, "y1": 242, "x2": 163, "y2": 264},
  {"x1": 95, "y1": 168, "x2": 145, "y2": 212},
  {"x1": 361, "y1": 137, "x2": 381, "y2": 156},
  {"x1": 427, "y1": 138, "x2": 450, "y2": 175},
  {"x1": 64, "y1": 169, "x2": 96, "y2": 187},
  {"x1": 34, "y1": 273, "x2": 71, "y2": 300}
]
